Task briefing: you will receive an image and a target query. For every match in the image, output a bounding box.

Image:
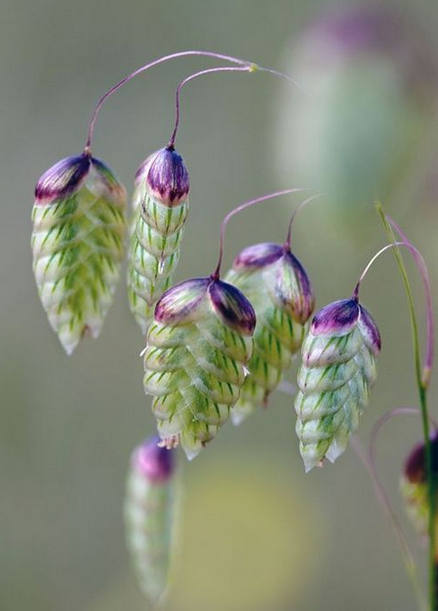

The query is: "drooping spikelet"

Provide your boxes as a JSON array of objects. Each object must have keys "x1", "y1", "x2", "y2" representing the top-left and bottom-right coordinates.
[
  {"x1": 400, "y1": 432, "x2": 438, "y2": 543},
  {"x1": 125, "y1": 437, "x2": 176, "y2": 605},
  {"x1": 225, "y1": 242, "x2": 314, "y2": 424},
  {"x1": 295, "y1": 298, "x2": 381, "y2": 471},
  {"x1": 143, "y1": 276, "x2": 256, "y2": 459},
  {"x1": 127, "y1": 147, "x2": 189, "y2": 334},
  {"x1": 32, "y1": 154, "x2": 127, "y2": 354}
]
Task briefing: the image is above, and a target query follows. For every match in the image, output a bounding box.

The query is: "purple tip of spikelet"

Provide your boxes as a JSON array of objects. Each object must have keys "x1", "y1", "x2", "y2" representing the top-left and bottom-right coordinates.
[
  {"x1": 282, "y1": 250, "x2": 315, "y2": 324},
  {"x1": 209, "y1": 279, "x2": 256, "y2": 336},
  {"x1": 155, "y1": 277, "x2": 210, "y2": 324},
  {"x1": 404, "y1": 431, "x2": 438, "y2": 484},
  {"x1": 311, "y1": 298, "x2": 359, "y2": 335},
  {"x1": 35, "y1": 154, "x2": 91, "y2": 204},
  {"x1": 142, "y1": 146, "x2": 189, "y2": 207},
  {"x1": 132, "y1": 436, "x2": 175, "y2": 484},
  {"x1": 358, "y1": 305, "x2": 382, "y2": 355},
  {"x1": 313, "y1": 5, "x2": 398, "y2": 54},
  {"x1": 232, "y1": 243, "x2": 284, "y2": 270}
]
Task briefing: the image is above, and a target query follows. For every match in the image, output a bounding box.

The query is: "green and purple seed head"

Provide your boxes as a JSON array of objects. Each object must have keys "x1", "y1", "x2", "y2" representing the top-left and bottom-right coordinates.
[
  {"x1": 143, "y1": 275, "x2": 255, "y2": 459},
  {"x1": 295, "y1": 297, "x2": 381, "y2": 472},
  {"x1": 127, "y1": 146, "x2": 190, "y2": 334},
  {"x1": 125, "y1": 436, "x2": 176, "y2": 604},
  {"x1": 400, "y1": 432, "x2": 438, "y2": 548},
  {"x1": 225, "y1": 242, "x2": 314, "y2": 424},
  {"x1": 32, "y1": 153, "x2": 127, "y2": 354}
]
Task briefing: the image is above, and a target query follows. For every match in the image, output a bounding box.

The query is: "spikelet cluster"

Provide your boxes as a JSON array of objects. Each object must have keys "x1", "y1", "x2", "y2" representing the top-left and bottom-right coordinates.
[
  {"x1": 32, "y1": 154, "x2": 126, "y2": 354},
  {"x1": 400, "y1": 432, "x2": 438, "y2": 542},
  {"x1": 225, "y1": 242, "x2": 314, "y2": 424},
  {"x1": 125, "y1": 438, "x2": 176, "y2": 605},
  {"x1": 295, "y1": 298, "x2": 381, "y2": 471},
  {"x1": 127, "y1": 147, "x2": 189, "y2": 334},
  {"x1": 143, "y1": 276, "x2": 256, "y2": 459}
]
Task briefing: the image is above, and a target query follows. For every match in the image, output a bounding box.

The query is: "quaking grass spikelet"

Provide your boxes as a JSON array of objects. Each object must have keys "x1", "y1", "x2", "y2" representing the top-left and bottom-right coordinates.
[
  {"x1": 32, "y1": 154, "x2": 127, "y2": 354},
  {"x1": 143, "y1": 276, "x2": 256, "y2": 459},
  {"x1": 125, "y1": 437, "x2": 176, "y2": 605},
  {"x1": 225, "y1": 242, "x2": 314, "y2": 424},
  {"x1": 401, "y1": 432, "x2": 438, "y2": 544},
  {"x1": 127, "y1": 146, "x2": 189, "y2": 334},
  {"x1": 295, "y1": 298, "x2": 381, "y2": 471}
]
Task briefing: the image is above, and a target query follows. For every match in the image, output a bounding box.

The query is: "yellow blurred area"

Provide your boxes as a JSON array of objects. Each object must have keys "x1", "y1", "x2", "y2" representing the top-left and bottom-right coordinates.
[
  {"x1": 2, "y1": 0, "x2": 438, "y2": 609},
  {"x1": 169, "y1": 458, "x2": 323, "y2": 610},
  {"x1": 87, "y1": 456, "x2": 324, "y2": 611}
]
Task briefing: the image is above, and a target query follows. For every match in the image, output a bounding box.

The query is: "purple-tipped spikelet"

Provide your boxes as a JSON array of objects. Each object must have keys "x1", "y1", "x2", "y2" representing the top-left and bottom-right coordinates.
[
  {"x1": 143, "y1": 276, "x2": 256, "y2": 459},
  {"x1": 127, "y1": 147, "x2": 190, "y2": 334},
  {"x1": 225, "y1": 242, "x2": 314, "y2": 424},
  {"x1": 125, "y1": 437, "x2": 176, "y2": 604},
  {"x1": 295, "y1": 298, "x2": 381, "y2": 471},
  {"x1": 400, "y1": 432, "x2": 438, "y2": 549},
  {"x1": 31, "y1": 154, "x2": 127, "y2": 354}
]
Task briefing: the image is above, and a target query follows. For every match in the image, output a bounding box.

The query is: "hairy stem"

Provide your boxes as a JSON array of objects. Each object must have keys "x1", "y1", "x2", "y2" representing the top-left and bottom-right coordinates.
[{"x1": 376, "y1": 203, "x2": 435, "y2": 611}]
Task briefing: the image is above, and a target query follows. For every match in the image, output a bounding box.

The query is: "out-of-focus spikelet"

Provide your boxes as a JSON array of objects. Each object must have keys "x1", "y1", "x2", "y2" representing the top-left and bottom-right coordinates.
[
  {"x1": 127, "y1": 147, "x2": 189, "y2": 334},
  {"x1": 295, "y1": 298, "x2": 381, "y2": 471},
  {"x1": 143, "y1": 276, "x2": 256, "y2": 459},
  {"x1": 400, "y1": 432, "x2": 438, "y2": 544},
  {"x1": 125, "y1": 437, "x2": 176, "y2": 605},
  {"x1": 32, "y1": 154, "x2": 127, "y2": 354},
  {"x1": 225, "y1": 242, "x2": 314, "y2": 424}
]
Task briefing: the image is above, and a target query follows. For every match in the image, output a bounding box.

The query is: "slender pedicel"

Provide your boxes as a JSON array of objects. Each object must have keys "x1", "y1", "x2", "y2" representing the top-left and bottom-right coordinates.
[
  {"x1": 350, "y1": 433, "x2": 427, "y2": 611},
  {"x1": 376, "y1": 204, "x2": 435, "y2": 610},
  {"x1": 84, "y1": 50, "x2": 301, "y2": 152},
  {"x1": 353, "y1": 242, "x2": 430, "y2": 303},
  {"x1": 386, "y1": 215, "x2": 434, "y2": 386},
  {"x1": 284, "y1": 192, "x2": 323, "y2": 248},
  {"x1": 213, "y1": 188, "x2": 310, "y2": 280},
  {"x1": 168, "y1": 65, "x2": 252, "y2": 148}
]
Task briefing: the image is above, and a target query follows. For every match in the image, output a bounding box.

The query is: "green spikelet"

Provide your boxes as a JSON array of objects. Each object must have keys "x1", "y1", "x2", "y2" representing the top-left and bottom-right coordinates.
[
  {"x1": 225, "y1": 242, "x2": 314, "y2": 424},
  {"x1": 295, "y1": 298, "x2": 381, "y2": 471},
  {"x1": 127, "y1": 147, "x2": 189, "y2": 334},
  {"x1": 125, "y1": 438, "x2": 176, "y2": 605},
  {"x1": 143, "y1": 276, "x2": 256, "y2": 459},
  {"x1": 32, "y1": 154, "x2": 127, "y2": 354}
]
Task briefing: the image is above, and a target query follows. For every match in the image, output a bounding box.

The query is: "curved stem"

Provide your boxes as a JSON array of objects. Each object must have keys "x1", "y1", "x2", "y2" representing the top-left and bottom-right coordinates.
[
  {"x1": 350, "y1": 433, "x2": 426, "y2": 611},
  {"x1": 84, "y1": 50, "x2": 252, "y2": 151},
  {"x1": 353, "y1": 242, "x2": 431, "y2": 310},
  {"x1": 84, "y1": 50, "x2": 301, "y2": 152},
  {"x1": 168, "y1": 65, "x2": 252, "y2": 148},
  {"x1": 376, "y1": 203, "x2": 435, "y2": 611},
  {"x1": 386, "y1": 215, "x2": 435, "y2": 386},
  {"x1": 212, "y1": 188, "x2": 310, "y2": 280},
  {"x1": 284, "y1": 192, "x2": 323, "y2": 248}
]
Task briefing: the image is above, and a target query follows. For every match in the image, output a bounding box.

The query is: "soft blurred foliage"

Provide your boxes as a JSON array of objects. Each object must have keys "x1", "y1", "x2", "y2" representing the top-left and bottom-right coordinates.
[{"x1": 2, "y1": 0, "x2": 438, "y2": 609}]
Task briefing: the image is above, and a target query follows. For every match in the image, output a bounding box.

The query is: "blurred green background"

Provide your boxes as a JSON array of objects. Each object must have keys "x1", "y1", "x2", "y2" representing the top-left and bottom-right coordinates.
[{"x1": 2, "y1": 0, "x2": 438, "y2": 609}]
